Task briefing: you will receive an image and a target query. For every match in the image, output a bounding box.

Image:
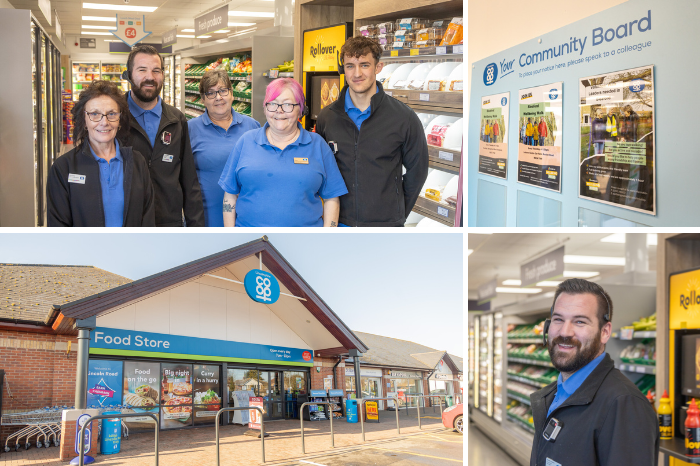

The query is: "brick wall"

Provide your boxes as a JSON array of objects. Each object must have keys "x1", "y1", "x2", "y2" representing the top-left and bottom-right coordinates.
[
  {"x1": 0, "y1": 329, "x2": 78, "y2": 446},
  {"x1": 310, "y1": 357, "x2": 345, "y2": 395}
]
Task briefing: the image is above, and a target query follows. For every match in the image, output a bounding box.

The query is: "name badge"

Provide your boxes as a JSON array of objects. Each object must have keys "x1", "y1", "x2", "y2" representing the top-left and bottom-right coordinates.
[
  {"x1": 161, "y1": 131, "x2": 172, "y2": 145},
  {"x1": 294, "y1": 158, "x2": 309, "y2": 164},
  {"x1": 162, "y1": 154, "x2": 174, "y2": 163},
  {"x1": 68, "y1": 173, "x2": 86, "y2": 184},
  {"x1": 546, "y1": 459, "x2": 562, "y2": 466},
  {"x1": 328, "y1": 141, "x2": 338, "y2": 154}
]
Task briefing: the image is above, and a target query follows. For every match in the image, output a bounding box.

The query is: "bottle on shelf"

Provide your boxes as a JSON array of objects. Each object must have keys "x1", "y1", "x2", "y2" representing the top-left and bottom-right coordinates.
[
  {"x1": 686, "y1": 398, "x2": 700, "y2": 456},
  {"x1": 658, "y1": 389, "x2": 672, "y2": 440}
]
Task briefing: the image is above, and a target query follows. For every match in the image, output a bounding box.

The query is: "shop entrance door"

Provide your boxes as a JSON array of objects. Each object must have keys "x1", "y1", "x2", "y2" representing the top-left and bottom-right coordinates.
[{"x1": 260, "y1": 371, "x2": 284, "y2": 420}]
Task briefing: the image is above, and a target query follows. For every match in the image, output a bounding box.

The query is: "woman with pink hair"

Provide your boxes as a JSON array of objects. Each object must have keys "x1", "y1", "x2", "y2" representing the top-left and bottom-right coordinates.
[{"x1": 218, "y1": 78, "x2": 347, "y2": 227}]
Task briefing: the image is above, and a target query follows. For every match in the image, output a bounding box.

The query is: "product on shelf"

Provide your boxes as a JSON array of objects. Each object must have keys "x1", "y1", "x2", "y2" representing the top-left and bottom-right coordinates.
[
  {"x1": 270, "y1": 60, "x2": 294, "y2": 72},
  {"x1": 416, "y1": 27, "x2": 445, "y2": 41},
  {"x1": 357, "y1": 25, "x2": 378, "y2": 36},
  {"x1": 396, "y1": 18, "x2": 429, "y2": 31},
  {"x1": 376, "y1": 22, "x2": 395, "y2": 34},
  {"x1": 620, "y1": 340, "x2": 656, "y2": 365},
  {"x1": 627, "y1": 313, "x2": 657, "y2": 331},
  {"x1": 440, "y1": 18, "x2": 463, "y2": 46},
  {"x1": 427, "y1": 124, "x2": 449, "y2": 146}
]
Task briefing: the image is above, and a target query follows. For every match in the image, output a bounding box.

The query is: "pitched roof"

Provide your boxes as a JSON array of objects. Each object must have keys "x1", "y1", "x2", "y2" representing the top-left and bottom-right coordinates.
[
  {"x1": 352, "y1": 331, "x2": 463, "y2": 373},
  {"x1": 0, "y1": 264, "x2": 131, "y2": 325},
  {"x1": 448, "y1": 354, "x2": 463, "y2": 372}
]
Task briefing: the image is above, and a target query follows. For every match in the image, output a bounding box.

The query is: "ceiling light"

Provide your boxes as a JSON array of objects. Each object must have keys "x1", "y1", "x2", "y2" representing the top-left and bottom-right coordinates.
[
  {"x1": 600, "y1": 233, "x2": 657, "y2": 246},
  {"x1": 564, "y1": 255, "x2": 625, "y2": 266},
  {"x1": 214, "y1": 30, "x2": 230, "y2": 33},
  {"x1": 83, "y1": 3, "x2": 158, "y2": 12},
  {"x1": 536, "y1": 281, "x2": 562, "y2": 287},
  {"x1": 496, "y1": 287, "x2": 542, "y2": 294},
  {"x1": 502, "y1": 279, "x2": 521, "y2": 286},
  {"x1": 103, "y1": 39, "x2": 120, "y2": 41},
  {"x1": 81, "y1": 31, "x2": 114, "y2": 35},
  {"x1": 563, "y1": 271, "x2": 600, "y2": 278},
  {"x1": 228, "y1": 11, "x2": 274, "y2": 17},
  {"x1": 82, "y1": 15, "x2": 117, "y2": 21},
  {"x1": 82, "y1": 24, "x2": 117, "y2": 29},
  {"x1": 182, "y1": 29, "x2": 194, "y2": 32},
  {"x1": 177, "y1": 34, "x2": 211, "y2": 38},
  {"x1": 228, "y1": 22, "x2": 256, "y2": 26}
]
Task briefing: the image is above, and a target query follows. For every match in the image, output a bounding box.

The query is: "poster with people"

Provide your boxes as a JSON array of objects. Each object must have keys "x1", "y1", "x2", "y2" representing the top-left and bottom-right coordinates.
[
  {"x1": 478, "y1": 92, "x2": 509, "y2": 179},
  {"x1": 517, "y1": 82, "x2": 563, "y2": 192},
  {"x1": 578, "y1": 65, "x2": 655, "y2": 214}
]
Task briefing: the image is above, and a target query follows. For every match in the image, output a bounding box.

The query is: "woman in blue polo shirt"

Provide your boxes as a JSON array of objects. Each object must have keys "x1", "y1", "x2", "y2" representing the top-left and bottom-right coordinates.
[
  {"x1": 218, "y1": 78, "x2": 347, "y2": 227},
  {"x1": 188, "y1": 70, "x2": 261, "y2": 226}
]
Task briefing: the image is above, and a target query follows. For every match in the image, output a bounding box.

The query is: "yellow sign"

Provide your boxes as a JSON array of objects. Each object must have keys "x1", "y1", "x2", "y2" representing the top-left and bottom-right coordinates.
[
  {"x1": 670, "y1": 268, "x2": 700, "y2": 329},
  {"x1": 366, "y1": 401, "x2": 379, "y2": 421},
  {"x1": 303, "y1": 23, "x2": 348, "y2": 72},
  {"x1": 410, "y1": 49, "x2": 419, "y2": 56}
]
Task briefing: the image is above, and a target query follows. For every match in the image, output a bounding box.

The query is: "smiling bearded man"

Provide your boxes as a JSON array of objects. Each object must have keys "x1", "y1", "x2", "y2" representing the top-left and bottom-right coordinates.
[{"x1": 529, "y1": 278, "x2": 658, "y2": 466}]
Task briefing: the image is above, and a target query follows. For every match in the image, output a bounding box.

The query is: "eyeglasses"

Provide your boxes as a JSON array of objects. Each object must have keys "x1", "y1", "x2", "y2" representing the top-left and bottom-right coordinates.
[
  {"x1": 265, "y1": 102, "x2": 300, "y2": 113},
  {"x1": 85, "y1": 111, "x2": 120, "y2": 122},
  {"x1": 204, "y1": 88, "x2": 231, "y2": 99}
]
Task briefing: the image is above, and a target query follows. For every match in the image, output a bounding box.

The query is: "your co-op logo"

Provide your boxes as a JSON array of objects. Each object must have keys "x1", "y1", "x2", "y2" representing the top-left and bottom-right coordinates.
[
  {"x1": 629, "y1": 79, "x2": 645, "y2": 93},
  {"x1": 483, "y1": 58, "x2": 515, "y2": 86},
  {"x1": 244, "y1": 269, "x2": 281, "y2": 304},
  {"x1": 548, "y1": 88, "x2": 559, "y2": 100}
]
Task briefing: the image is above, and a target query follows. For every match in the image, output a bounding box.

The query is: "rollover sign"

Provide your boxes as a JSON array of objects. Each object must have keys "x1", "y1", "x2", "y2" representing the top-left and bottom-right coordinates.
[
  {"x1": 669, "y1": 268, "x2": 700, "y2": 330},
  {"x1": 89, "y1": 327, "x2": 313, "y2": 365}
]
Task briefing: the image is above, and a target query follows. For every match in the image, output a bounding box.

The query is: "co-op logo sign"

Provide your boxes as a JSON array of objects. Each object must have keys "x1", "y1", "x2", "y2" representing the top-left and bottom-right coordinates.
[
  {"x1": 244, "y1": 269, "x2": 281, "y2": 304},
  {"x1": 483, "y1": 58, "x2": 515, "y2": 86}
]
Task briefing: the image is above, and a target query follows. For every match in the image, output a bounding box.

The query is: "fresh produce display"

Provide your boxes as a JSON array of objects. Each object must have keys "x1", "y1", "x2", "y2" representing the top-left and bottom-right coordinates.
[
  {"x1": 184, "y1": 54, "x2": 252, "y2": 77},
  {"x1": 508, "y1": 321, "x2": 547, "y2": 339},
  {"x1": 508, "y1": 364, "x2": 558, "y2": 385},
  {"x1": 270, "y1": 59, "x2": 294, "y2": 73},
  {"x1": 620, "y1": 340, "x2": 656, "y2": 365},
  {"x1": 623, "y1": 313, "x2": 657, "y2": 332},
  {"x1": 506, "y1": 400, "x2": 534, "y2": 429},
  {"x1": 634, "y1": 374, "x2": 656, "y2": 397},
  {"x1": 508, "y1": 381, "x2": 537, "y2": 398}
]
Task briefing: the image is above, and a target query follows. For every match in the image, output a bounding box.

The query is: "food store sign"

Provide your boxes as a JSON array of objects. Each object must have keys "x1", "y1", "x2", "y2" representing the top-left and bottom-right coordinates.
[
  {"x1": 90, "y1": 327, "x2": 313, "y2": 366},
  {"x1": 303, "y1": 23, "x2": 348, "y2": 72},
  {"x1": 670, "y1": 268, "x2": 700, "y2": 329}
]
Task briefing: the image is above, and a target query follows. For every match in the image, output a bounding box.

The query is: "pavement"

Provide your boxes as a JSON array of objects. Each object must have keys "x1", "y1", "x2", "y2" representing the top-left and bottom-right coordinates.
[{"x1": 1, "y1": 408, "x2": 463, "y2": 465}]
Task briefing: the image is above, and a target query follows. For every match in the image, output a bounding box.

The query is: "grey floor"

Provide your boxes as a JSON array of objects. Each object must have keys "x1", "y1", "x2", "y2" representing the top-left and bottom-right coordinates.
[{"x1": 468, "y1": 421, "x2": 521, "y2": 466}]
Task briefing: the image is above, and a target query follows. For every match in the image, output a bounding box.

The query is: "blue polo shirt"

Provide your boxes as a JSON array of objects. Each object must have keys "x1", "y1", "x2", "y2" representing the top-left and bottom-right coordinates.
[
  {"x1": 188, "y1": 109, "x2": 261, "y2": 227},
  {"x1": 128, "y1": 91, "x2": 162, "y2": 148},
  {"x1": 344, "y1": 85, "x2": 377, "y2": 130},
  {"x1": 89, "y1": 139, "x2": 124, "y2": 227},
  {"x1": 218, "y1": 122, "x2": 348, "y2": 227},
  {"x1": 547, "y1": 352, "x2": 606, "y2": 418}
]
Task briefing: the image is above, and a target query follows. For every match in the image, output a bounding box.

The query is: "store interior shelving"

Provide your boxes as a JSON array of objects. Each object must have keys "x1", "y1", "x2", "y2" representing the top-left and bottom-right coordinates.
[
  {"x1": 478, "y1": 313, "x2": 493, "y2": 417},
  {"x1": 71, "y1": 61, "x2": 127, "y2": 102},
  {"x1": 493, "y1": 313, "x2": 503, "y2": 422}
]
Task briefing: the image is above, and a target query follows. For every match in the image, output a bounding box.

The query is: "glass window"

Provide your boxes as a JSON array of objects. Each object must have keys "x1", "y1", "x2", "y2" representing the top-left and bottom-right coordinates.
[
  {"x1": 390, "y1": 378, "x2": 423, "y2": 408},
  {"x1": 346, "y1": 376, "x2": 356, "y2": 397},
  {"x1": 228, "y1": 368, "x2": 261, "y2": 400}
]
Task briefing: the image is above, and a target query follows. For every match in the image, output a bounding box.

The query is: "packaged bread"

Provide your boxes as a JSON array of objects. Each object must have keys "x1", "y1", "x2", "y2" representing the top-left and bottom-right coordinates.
[
  {"x1": 440, "y1": 17, "x2": 463, "y2": 46},
  {"x1": 427, "y1": 125, "x2": 450, "y2": 146},
  {"x1": 427, "y1": 80, "x2": 446, "y2": 91},
  {"x1": 408, "y1": 80, "x2": 426, "y2": 90},
  {"x1": 449, "y1": 80, "x2": 463, "y2": 92},
  {"x1": 425, "y1": 188, "x2": 442, "y2": 201},
  {"x1": 135, "y1": 384, "x2": 159, "y2": 402}
]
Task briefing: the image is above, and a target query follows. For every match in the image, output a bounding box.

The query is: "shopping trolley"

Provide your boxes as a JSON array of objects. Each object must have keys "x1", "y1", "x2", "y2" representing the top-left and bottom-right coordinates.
[{"x1": 2, "y1": 406, "x2": 66, "y2": 451}]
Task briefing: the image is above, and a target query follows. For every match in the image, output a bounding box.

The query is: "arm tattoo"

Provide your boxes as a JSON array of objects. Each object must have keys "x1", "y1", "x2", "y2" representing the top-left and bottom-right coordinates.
[
  {"x1": 223, "y1": 201, "x2": 234, "y2": 213},
  {"x1": 330, "y1": 221, "x2": 337, "y2": 227}
]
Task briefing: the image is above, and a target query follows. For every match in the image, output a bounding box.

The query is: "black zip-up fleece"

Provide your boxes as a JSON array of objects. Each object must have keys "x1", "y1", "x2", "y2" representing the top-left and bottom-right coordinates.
[
  {"x1": 316, "y1": 81, "x2": 429, "y2": 227},
  {"x1": 125, "y1": 98, "x2": 204, "y2": 227},
  {"x1": 530, "y1": 353, "x2": 658, "y2": 466},
  {"x1": 47, "y1": 143, "x2": 155, "y2": 227}
]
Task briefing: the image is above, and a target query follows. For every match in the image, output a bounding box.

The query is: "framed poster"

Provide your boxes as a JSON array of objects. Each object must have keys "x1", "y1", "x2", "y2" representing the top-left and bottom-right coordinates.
[
  {"x1": 578, "y1": 65, "x2": 655, "y2": 215},
  {"x1": 193, "y1": 364, "x2": 221, "y2": 425},
  {"x1": 161, "y1": 363, "x2": 193, "y2": 429},
  {"x1": 87, "y1": 360, "x2": 123, "y2": 407},
  {"x1": 478, "y1": 92, "x2": 510, "y2": 179},
  {"x1": 123, "y1": 361, "x2": 160, "y2": 429},
  {"x1": 517, "y1": 82, "x2": 563, "y2": 192}
]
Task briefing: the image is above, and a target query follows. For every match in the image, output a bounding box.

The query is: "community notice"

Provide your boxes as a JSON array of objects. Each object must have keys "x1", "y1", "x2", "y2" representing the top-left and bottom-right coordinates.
[
  {"x1": 578, "y1": 65, "x2": 655, "y2": 215},
  {"x1": 478, "y1": 92, "x2": 510, "y2": 179},
  {"x1": 517, "y1": 82, "x2": 563, "y2": 192}
]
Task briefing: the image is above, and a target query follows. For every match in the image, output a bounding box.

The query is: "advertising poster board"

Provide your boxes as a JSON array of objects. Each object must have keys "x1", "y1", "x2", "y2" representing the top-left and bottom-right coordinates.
[
  {"x1": 249, "y1": 397, "x2": 265, "y2": 429},
  {"x1": 579, "y1": 65, "x2": 655, "y2": 214},
  {"x1": 193, "y1": 364, "x2": 221, "y2": 425},
  {"x1": 517, "y1": 82, "x2": 563, "y2": 192},
  {"x1": 478, "y1": 92, "x2": 510, "y2": 179},
  {"x1": 122, "y1": 361, "x2": 160, "y2": 429},
  {"x1": 365, "y1": 401, "x2": 379, "y2": 422},
  {"x1": 87, "y1": 360, "x2": 123, "y2": 407},
  {"x1": 161, "y1": 363, "x2": 192, "y2": 429}
]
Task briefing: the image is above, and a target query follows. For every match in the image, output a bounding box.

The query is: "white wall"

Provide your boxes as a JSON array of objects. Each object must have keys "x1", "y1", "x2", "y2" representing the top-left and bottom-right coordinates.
[
  {"x1": 467, "y1": 0, "x2": 629, "y2": 98},
  {"x1": 0, "y1": 2, "x2": 14, "y2": 9},
  {"x1": 96, "y1": 276, "x2": 311, "y2": 350}
]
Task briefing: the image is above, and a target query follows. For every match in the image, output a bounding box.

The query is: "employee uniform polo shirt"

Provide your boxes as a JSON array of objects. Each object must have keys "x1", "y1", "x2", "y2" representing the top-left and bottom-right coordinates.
[
  {"x1": 188, "y1": 109, "x2": 261, "y2": 227},
  {"x1": 344, "y1": 86, "x2": 377, "y2": 130},
  {"x1": 218, "y1": 122, "x2": 348, "y2": 227},
  {"x1": 89, "y1": 139, "x2": 125, "y2": 227},
  {"x1": 128, "y1": 91, "x2": 162, "y2": 148},
  {"x1": 547, "y1": 352, "x2": 606, "y2": 417}
]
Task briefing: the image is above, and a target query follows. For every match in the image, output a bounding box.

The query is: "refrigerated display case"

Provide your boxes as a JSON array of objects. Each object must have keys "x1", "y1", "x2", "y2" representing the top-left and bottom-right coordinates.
[
  {"x1": 174, "y1": 54, "x2": 182, "y2": 111},
  {"x1": 72, "y1": 62, "x2": 99, "y2": 102},
  {"x1": 102, "y1": 63, "x2": 128, "y2": 92},
  {"x1": 479, "y1": 313, "x2": 493, "y2": 417},
  {"x1": 468, "y1": 319, "x2": 476, "y2": 408},
  {"x1": 163, "y1": 55, "x2": 174, "y2": 105},
  {"x1": 494, "y1": 312, "x2": 503, "y2": 422},
  {"x1": 472, "y1": 315, "x2": 480, "y2": 409}
]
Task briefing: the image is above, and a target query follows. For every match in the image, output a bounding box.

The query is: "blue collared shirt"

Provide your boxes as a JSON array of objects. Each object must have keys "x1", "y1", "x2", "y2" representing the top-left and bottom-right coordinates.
[
  {"x1": 89, "y1": 139, "x2": 125, "y2": 227},
  {"x1": 188, "y1": 108, "x2": 261, "y2": 227},
  {"x1": 344, "y1": 86, "x2": 377, "y2": 130},
  {"x1": 128, "y1": 91, "x2": 163, "y2": 148},
  {"x1": 218, "y1": 122, "x2": 348, "y2": 227},
  {"x1": 547, "y1": 352, "x2": 606, "y2": 418}
]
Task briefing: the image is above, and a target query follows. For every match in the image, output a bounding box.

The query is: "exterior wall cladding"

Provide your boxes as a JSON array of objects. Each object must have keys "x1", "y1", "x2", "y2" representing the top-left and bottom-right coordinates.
[{"x1": 0, "y1": 329, "x2": 79, "y2": 443}]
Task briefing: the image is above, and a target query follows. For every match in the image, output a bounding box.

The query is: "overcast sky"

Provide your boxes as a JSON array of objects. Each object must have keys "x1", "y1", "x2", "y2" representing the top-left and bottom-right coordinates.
[{"x1": 0, "y1": 233, "x2": 463, "y2": 358}]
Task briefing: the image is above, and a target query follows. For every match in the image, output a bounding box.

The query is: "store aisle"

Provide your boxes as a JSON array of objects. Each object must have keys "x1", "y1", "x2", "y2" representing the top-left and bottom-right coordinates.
[{"x1": 468, "y1": 421, "x2": 521, "y2": 466}]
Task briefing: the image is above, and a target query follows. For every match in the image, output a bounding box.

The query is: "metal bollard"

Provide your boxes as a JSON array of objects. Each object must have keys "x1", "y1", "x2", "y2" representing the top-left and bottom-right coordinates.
[
  {"x1": 357, "y1": 397, "x2": 400, "y2": 442},
  {"x1": 79, "y1": 412, "x2": 159, "y2": 466},
  {"x1": 300, "y1": 402, "x2": 334, "y2": 454},
  {"x1": 215, "y1": 407, "x2": 265, "y2": 465}
]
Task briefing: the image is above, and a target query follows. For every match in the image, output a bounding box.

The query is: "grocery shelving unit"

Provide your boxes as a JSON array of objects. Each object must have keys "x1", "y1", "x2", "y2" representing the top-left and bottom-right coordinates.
[
  {"x1": 174, "y1": 54, "x2": 183, "y2": 111},
  {"x1": 71, "y1": 62, "x2": 99, "y2": 102},
  {"x1": 493, "y1": 313, "x2": 503, "y2": 422},
  {"x1": 327, "y1": 389, "x2": 345, "y2": 420},
  {"x1": 478, "y1": 313, "x2": 493, "y2": 418},
  {"x1": 304, "y1": 390, "x2": 330, "y2": 421},
  {"x1": 164, "y1": 55, "x2": 174, "y2": 105}
]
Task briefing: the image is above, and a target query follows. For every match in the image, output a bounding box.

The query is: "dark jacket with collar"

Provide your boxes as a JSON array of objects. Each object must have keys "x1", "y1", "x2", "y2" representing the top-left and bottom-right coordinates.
[
  {"x1": 125, "y1": 97, "x2": 204, "y2": 227},
  {"x1": 315, "y1": 81, "x2": 429, "y2": 227},
  {"x1": 529, "y1": 353, "x2": 658, "y2": 466},
  {"x1": 46, "y1": 143, "x2": 155, "y2": 227}
]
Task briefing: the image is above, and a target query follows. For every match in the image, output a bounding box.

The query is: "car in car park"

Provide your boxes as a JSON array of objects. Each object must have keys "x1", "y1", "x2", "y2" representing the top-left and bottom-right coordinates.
[{"x1": 442, "y1": 403, "x2": 463, "y2": 434}]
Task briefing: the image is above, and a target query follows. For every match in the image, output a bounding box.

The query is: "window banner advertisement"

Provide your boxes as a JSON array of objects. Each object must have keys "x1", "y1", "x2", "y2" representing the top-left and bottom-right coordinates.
[
  {"x1": 578, "y1": 65, "x2": 655, "y2": 214},
  {"x1": 478, "y1": 92, "x2": 510, "y2": 179},
  {"x1": 193, "y1": 364, "x2": 221, "y2": 425},
  {"x1": 87, "y1": 360, "x2": 123, "y2": 407},
  {"x1": 161, "y1": 363, "x2": 193, "y2": 429},
  {"x1": 122, "y1": 361, "x2": 160, "y2": 429},
  {"x1": 517, "y1": 82, "x2": 563, "y2": 192},
  {"x1": 249, "y1": 397, "x2": 265, "y2": 429}
]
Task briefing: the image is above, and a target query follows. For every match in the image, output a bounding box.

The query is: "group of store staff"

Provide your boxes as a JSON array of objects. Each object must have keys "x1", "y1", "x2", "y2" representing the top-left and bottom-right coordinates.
[{"x1": 47, "y1": 38, "x2": 429, "y2": 227}]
